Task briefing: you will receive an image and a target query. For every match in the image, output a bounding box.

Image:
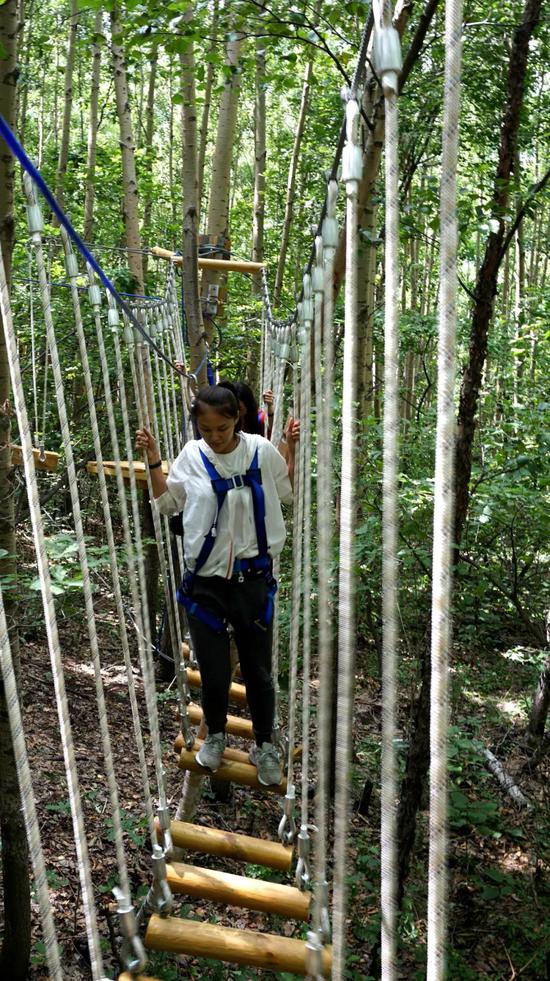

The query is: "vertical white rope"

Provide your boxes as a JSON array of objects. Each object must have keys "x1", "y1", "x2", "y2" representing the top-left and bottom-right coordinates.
[
  {"x1": 312, "y1": 183, "x2": 338, "y2": 941},
  {"x1": 332, "y1": 97, "x2": 362, "y2": 978},
  {"x1": 380, "y1": 82, "x2": 400, "y2": 981},
  {"x1": 0, "y1": 227, "x2": 106, "y2": 981},
  {"x1": 61, "y1": 231, "x2": 157, "y2": 849},
  {"x1": 0, "y1": 591, "x2": 63, "y2": 980},
  {"x1": 26, "y1": 192, "x2": 134, "y2": 907},
  {"x1": 427, "y1": 0, "x2": 462, "y2": 976},
  {"x1": 297, "y1": 276, "x2": 313, "y2": 887}
]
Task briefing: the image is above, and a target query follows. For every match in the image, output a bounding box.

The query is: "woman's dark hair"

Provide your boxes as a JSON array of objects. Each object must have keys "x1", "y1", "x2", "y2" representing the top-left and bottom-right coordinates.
[
  {"x1": 219, "y1": 379, "x2": 262, "y2": 434},
  {"x1": 191, "y1": 385, "x2": 240, "y2": 427}
]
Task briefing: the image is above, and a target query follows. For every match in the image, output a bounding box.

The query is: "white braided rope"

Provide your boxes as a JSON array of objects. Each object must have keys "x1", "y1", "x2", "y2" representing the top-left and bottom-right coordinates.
[
  {"x1": 380, "y1": 82, "x2": 400, "y2": 981},
  {"x1": 427, "y1": 0, "x2": 462, "y2": 976},
  {"x1": 299, "y1": 282, "x2": 313, "y2": 836},
  {"x1": 61, "y1": 231, "x2": 157, "y2": 848},
  {"x1": 332, "y1": 97, "x2": 362, "y2": 978},
  {"x1": 91, "y1": 290, "x2": 169, "y2": 830},
  {"x1": 312, "y1": 182, "x2": 337, "y2": 939},
  {"x1": 27, "y1": 199, "x2": 135, "y2": 912},
  {"x1": 0, "y1": 591, "x2": 63, "y2": 980},
  {"x1": 0, "y1": 222, "x2": 106, "y2": 981},
  {"x1": 285, "y1": 342, "x2": 305, "y2": 781}
]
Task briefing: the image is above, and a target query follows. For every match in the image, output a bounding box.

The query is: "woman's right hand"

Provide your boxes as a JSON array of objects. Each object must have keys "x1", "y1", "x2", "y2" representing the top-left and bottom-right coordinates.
[{"x1": 135, "y1": 427, "x2": 159, "y2": 463}]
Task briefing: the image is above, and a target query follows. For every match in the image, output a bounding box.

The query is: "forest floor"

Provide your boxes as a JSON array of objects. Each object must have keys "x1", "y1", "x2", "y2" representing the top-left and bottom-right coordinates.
[{"x1": 14, "y1": 612, "x2": 550, "y2": 981}]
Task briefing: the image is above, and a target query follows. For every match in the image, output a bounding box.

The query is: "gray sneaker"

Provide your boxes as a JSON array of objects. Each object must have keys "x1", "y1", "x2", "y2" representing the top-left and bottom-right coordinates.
[
  {"x1": 196, "y1": 733, "x2": 226, "y2": 772},
  {"x1": 249, "y1": 742, "x2": 282, "y2": 786}
]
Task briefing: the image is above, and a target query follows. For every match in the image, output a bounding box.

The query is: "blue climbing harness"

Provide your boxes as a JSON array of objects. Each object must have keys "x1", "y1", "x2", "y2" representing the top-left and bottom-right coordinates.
[{"x1": 176, "y1": 447, "x2": 277, "y2": 633}]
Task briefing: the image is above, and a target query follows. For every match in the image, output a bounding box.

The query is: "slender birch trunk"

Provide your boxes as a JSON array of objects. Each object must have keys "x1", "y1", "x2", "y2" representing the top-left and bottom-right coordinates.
[
  {"x1": 142, "y1": 43, "x2": 158, "y2": 279},
  {"x1": 0, "y1": 2, "x2": 31, "y2": 976},
  {"x1": 180, "y1": 8, "x2": 207, "y2": 383},
  {"x1": 197, "y1": 0, "x2": 219, "y2": 209},
  {"x1": 54, "y1": 0, "x2": 78, "y2": 214},
  {"x1": 200, "y1": 33, "x2": 243, "y2": 344},
  {"x1": 83, "y1": 9, "x2": 103, "y2": 243},
  {"x1": 110, "y1": 4, "x2": 144, "y2": 292},
  {"x1": 272, "y1": 57, "x2": 313, "y2": 309},
  {"x1": 247, "y1": 39, "x2": 266, "y2": 391}
]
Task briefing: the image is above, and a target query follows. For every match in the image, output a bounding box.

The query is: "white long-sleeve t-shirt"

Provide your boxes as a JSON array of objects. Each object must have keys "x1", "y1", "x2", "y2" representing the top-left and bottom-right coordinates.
[{"x1": 155, "y1": 432, "x2": 292, "y2": 578}]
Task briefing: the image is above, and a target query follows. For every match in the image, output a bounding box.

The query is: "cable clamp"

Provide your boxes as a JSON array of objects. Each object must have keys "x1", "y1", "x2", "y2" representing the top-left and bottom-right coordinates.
[
  {"x1": 313, "y1": 880, "x2": 331, "y2": 942},
  {"x1": 26, "y1": 202, "x2": 44, "y2": 235},
  {"x1": 305, "y1": 929, "x2": 325, "y2": 980},
  {"x1": 113, "y1": 887, "x2": 147, "y2": 975},
  {"x1": 156, "y1": 805, "x2": 173, "y2": 858},
  {"x1": 146, "y1": 843, "x2": 173, "y2": 916},
  {"x1": 373, "y1": 20, "x2": 402, "y2": 95},
  {"x1": 65, "y1": 253, "x2": 79, "y2": 279},
  {"x1": 88, "y1": 283, "x2": 102, "y2": 308},
  {"x1": 278, "y1": 783, "x2": 297, "y2": 845},
  {"x1": 295, "y1": 825, "x2": 312, "y2": 890}
]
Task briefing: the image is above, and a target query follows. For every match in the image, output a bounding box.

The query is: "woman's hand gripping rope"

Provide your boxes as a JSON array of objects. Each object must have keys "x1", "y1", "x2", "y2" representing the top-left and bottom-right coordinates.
[{"x1": 135, "y1": 427, "x2": 168, "y2": 499}]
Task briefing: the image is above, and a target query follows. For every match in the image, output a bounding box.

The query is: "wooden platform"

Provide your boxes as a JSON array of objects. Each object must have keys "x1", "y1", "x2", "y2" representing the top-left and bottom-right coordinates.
[
  {"x1": 186, "y1": 667, "x2": 248, "y2": 707},
  {"x1": 178, "y1": 749, "x2": 287, "y2": 795},
  {"x1": 151, "y1": 245, "x2": 265, "y2": 273},
  {"x1": 10, "y1": 445, "x2": 59, "y2": 471},
  {"x1": 145, "y1": 915, "x2": 332, "y2": 975},
  {"x1": 166, "y1": 861, "x2": 311, "y2": 919},
  {"x1": 167, "y1": 820, "x2": 293, "y2": 871},
  {"x1": 86, "y1": 459, "x2": 169, "y2": 485}
]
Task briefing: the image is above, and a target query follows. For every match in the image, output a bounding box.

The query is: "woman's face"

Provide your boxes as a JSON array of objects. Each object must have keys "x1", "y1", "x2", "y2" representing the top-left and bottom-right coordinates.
[{"x1": 196, "y1": 405, "x2": 238, "y2": 454}]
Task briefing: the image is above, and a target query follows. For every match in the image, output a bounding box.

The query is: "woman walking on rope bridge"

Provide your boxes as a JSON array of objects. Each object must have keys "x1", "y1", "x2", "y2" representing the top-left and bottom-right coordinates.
[
  {"x1": 218, "y1": 379, "x2": 275, "y2": 439},
  {"x1": 136, "y1": 385, "x2": 299, "y2": 786}
]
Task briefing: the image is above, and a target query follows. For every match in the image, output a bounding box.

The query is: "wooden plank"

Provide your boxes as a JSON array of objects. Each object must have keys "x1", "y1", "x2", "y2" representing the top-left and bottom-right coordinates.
[
  {"x1": 10, "y1": 445, "x2": 59, "y2": 471},
  {"x1": 168, "y1": 820, "x2": 293, "y2": 871},
  {"x1": 178, "y1": 749, "x2": 286, "y2": 795},
  {"x1": 173, "y1": 737, "x2": 252, "y2": 765},
  {"x1": 186, "y1": 667, "x2": 247, "y2": 707},
  {"x1": 166, "y1": 862, "x2": 311, "y2": 920},
  {"x1": 151, "y1": 245, "x2": 265, "y2": 273},
  {"x1": 87, "y1": 459, "x2": 169, "y2": 485},
  {"x1": 184, "y1": 702, "x2": 255, "y2": 740},
  {"x1": 145, "y1": 915, "x2": 332, "y2": 976}
]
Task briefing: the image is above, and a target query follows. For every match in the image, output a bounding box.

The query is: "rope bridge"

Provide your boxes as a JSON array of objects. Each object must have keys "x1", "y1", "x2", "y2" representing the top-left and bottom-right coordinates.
[{"x1": 0, "y1": 1, "x2": 462, "y2": 978}]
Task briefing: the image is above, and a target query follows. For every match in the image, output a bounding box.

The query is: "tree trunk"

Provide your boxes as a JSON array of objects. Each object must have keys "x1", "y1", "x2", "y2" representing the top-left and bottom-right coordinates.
[
  {"x1": 110, "y1": 4, "x2": 144, "y2": 293},
  {"x1": 272, "y1": 56, "x2": 313, "y2": 310},
  {"x1": 141, "y1": 42, "x2": 158, "y2": 280},
  {"x1": 54, "y1": 0, "x2": 78, "y2": 215},
  {"x1": 454, "y1": 0, "x2": 543, "y2": 550},
  {"x1": 526, "y1": 611, "x2": 550, "y2": 744},
  {"x1": 200, "y1": 33, "x2": 243, "y2": 345},
  {"x1": 197, "y1": 0, "x2": 219, "y2": 211},
  {"x1": 247, "y1": 38, "x2": 266, "y2": 393},
  {"x1": 180, "y1": 7, "x2": 207, "y2": 384},
  {"x1": 83, "y1": 8, "x2": 103, "y2": 243},
  {"x1": 0, "y1": 3, "x2": 31, "y2": 977}
]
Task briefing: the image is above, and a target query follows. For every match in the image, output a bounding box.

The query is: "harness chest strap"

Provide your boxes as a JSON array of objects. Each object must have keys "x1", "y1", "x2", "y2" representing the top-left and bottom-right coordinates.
[{"x1": 176, "y1": 447, "x2": 277, "y2": 633}]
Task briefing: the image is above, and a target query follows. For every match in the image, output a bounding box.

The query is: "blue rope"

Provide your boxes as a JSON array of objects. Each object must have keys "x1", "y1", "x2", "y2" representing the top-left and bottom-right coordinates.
[{"x1": 0, "y1": 113, "x2": 179, "y2": 373}]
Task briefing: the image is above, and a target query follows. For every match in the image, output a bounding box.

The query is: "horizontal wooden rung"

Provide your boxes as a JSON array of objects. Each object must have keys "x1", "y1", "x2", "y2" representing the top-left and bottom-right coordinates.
[
  {"x1": 166, "y1": 861, "x2": 311, "y2": 919},
  {"x1": 87, "y1": 459, "x2": 168, "y2": 486},
  {"x1": 173, "y1": 737, "x2": 252, "y2": 765},
  {"x1": 186, "y1": 667, "x2": 247, "y2": 706},
  {"x1": 168, "y1": 820, "x2": 293, "y2": 871},
  {"x1": 184, "y1": 702, "x2": 254, "y2": 739},
  {"x1": 145, "y1": 915, "x2": 332, "y2": 976},
  {"x1": 178, "y1": 749, "x2": 286, "y2": 795},
  {"x1": 11, "y1": 445, "x2": 59, "y2": 471},
  {"x1": 151, "y1": 245, "x2": 265, "y2": 273}
]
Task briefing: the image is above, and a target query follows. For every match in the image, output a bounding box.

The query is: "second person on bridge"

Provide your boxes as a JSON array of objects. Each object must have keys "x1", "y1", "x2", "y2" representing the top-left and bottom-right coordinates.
[{"x1": 136, "y1": 383, "x2": 299, "y2": 786}]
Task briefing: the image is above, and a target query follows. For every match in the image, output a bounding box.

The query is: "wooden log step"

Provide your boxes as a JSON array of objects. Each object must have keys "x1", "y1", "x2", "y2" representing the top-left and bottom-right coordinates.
[
  {"x1": 119, "y1": 975, "x2": 160, "y2": 981},
  {"x1": 172, "y1": 737, "x2": 251, "y2": 765},
  {"x1": 145, "y1": 914, "x2": 332, "y2": 976},
  {"x1": 178, "y1": 749, "x2": 287, "y2": 795},
  {"x1": 87, "y1": 459, "x2": 169, "y2": 486},
  {"x1": 166, "y1": 862, "x2": 311, "y2": 919},
  {"x1": 182, "y1": 703, "x2": 255, "y2": 740},
  {"x1": 169, "y1": 820, "x2": 293, "y2": 871},
  {"x1": 11, "y1": 445, "x2": 59, "y2": 471},
  {"x1": 186, "y1": 667, "x2": 247, "y2": 706}
]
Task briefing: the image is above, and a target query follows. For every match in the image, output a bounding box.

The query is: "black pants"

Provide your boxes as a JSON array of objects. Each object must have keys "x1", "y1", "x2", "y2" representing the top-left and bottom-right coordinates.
[{"x1": 186, "y1": 574, "x2": 275, "y2": 745}]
